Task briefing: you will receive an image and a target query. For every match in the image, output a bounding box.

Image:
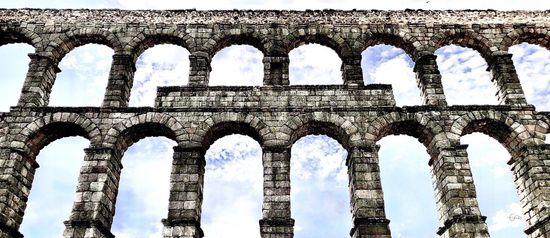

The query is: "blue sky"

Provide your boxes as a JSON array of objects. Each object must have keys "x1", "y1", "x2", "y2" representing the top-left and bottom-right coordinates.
[{"x1": 0, "y1": 1, "x2": 549, "y2": 238}]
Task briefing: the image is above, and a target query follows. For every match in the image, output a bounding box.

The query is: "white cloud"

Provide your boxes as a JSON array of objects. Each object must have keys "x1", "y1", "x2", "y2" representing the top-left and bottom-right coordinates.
[
  {"x1": 49, "y1": 44, "x2": 113, "y2": 107},
  {"x1": 488, "y1": 202, "x2": 523, "y2": 232},
  {"x1": 130, "y1": 44, "x2": 190, "y2": 106},
  {"x1": 20, "y1": 137, "x2": 90, "y2": 238},
  {"x1": 289, "y1": 44, "x2": 343, "y2": 85},
  {"x1": 0, "y1": 43, "x2": 33, "y2": 111},
  {"x1": 112, "y1": 137, "x2": 175, "y2": 238},
  {"x1": 209, "y1": 45, "x2": 264, "y2": 86},
  {"x1": 436, "y1": 45, "x2": 499, "y2": 105},
  {"x1": 510, "y1": 43, "x2": 550, "y2": 111},
  {"x1": 202, "y1": 135, "x2": 263, "y2": 238}
]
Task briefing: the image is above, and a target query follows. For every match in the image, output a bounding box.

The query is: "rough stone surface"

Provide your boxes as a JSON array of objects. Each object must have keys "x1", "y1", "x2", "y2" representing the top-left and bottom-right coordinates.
[{"x1": 0, "y1": 8, "x2": 548, "y2": 238}]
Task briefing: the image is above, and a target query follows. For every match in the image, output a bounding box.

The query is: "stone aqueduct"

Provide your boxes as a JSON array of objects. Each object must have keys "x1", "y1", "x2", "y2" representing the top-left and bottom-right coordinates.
[{"x1": 0, "y1": 8, "x2": 548, "y2": 238}]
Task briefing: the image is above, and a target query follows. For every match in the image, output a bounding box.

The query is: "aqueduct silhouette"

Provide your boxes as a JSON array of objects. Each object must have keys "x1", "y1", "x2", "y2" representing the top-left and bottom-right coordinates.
[{"x1": 0, "y1": 8, "x2": 549, "y2": 238}]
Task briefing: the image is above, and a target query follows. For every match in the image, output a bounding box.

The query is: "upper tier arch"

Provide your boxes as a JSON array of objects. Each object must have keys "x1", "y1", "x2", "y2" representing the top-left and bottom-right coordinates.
[
  {"x1": 500, "y1": 27, "x2": 550, "y2": 52},
  {"x1": 44, "y1": 28, "x2": 123, "y2": 63},
  {"x1": 431, "y1": 29, "x2": 496, "y2": 62},
  {"x1": 124, "y1": 30, "x2": 194, "y2": 62},
  {"x1": 0, "y1": 27, "x2": 41, "y2": 49}
]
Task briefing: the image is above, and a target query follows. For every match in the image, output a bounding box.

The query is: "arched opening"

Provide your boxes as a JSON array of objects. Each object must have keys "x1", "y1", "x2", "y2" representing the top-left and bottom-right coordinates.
[
  {"x1": 435, "y1": 45, "x2": 498, "y2": 105},
  {"x1": 20, "y1": 137, "x2": 89, "y2": 237},
  {"x1": 0, "y1": 43, "x2": 34, "y2": 111},
  {"x1": 289, "y1": 44, "x2": 343, "y2": 85},
  {"x1": 129, "y1": 44, "x2": 190, "y2": 106},
  {"x1": 377, "y1": 135, "x2": 437, "y2": 236},
  {"x1": 201, "y1": 134, "x2": 263, "y2": 237},
  {"x1": 18, "y1": 121, "x2": 93, "y2": 237},
  {"x1": 209, "y1": 45, "x2": 264, "y2": 86},
  {"x1": 111, "y1": 137, "x2": 176, "y2": 237},
  {"x1": 361, "y1": 44, "x2": 421, "y2": 106},
  {"x1": 290, "y1": 135, "x2": 349, "y2": 237},
  {"x1": 49, "y1": 44, "x2": 113, "y2": 106},
  {"x1": 460, "y1": 132, "x2": 524, "y2": 237},
  {"x1": 509, "y1": 43, "x2": 550, "y2": 111}
]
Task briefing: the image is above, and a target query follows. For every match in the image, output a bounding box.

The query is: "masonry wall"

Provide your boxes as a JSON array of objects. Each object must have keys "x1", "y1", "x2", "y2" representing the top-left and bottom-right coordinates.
[{"x1": 0, "y1": 8, "x2": 548, "y2": 238}]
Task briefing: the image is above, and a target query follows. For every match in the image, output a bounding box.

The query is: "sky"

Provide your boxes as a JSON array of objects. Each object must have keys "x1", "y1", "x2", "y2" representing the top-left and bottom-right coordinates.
[{"x1": 0, "y1": 1, "x2": 549, "y2": 238}]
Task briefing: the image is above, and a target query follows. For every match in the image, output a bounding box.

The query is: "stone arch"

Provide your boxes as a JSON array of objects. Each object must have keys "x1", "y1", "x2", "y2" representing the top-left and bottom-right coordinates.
[
  {"x1": 365, "y1": 112, "x2": 447, "y2": 149},
  {"x1": 362, "y1": 29, "x2": 423, "y2": 61},
  {"x1": 124, "y1": 29, "x2": 194, "y2": 63},
  {"x1": 286, "y1": 30, "x2": 349, "y2": 59},
  {"x1": 500, "y1": 27, "x2": 550, "y2": 52},
  {"x1": 284, "y1": 113, "x2": 359, "y2": 150},
  {"x1": 105, "y1": 112, "x2": 186, "y2": 152},
  {"x1": 44, "y1": 28, "x2": 123, "y2": 63},
  {"x1": 195, "y1": 113, "x2": 270, "y2": 149},
  {"x1": 450, "y1": 111, "x2": 538, "y2": 155},
  {"x1": 431, "y1": 29, "x2": 496, "y2": 63},
  {"x1": 13, "y1": 113, "x2": 101, "y2": 156},
  {"x1": 204, "y1": 30, "x2": 269, "y2": 57},
  {"x1": 0, "y1": 26, "x2": 42, "y2": 49}
]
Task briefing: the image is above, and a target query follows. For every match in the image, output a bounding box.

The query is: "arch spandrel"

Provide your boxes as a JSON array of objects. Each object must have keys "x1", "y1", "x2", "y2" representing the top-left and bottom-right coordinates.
[
  {"x1": 124, "y1": 30, "x2": 195, "y2": 62},
  {"x1": 283, "y1": 113, "x2": 359, "y2": 150},
  {"x1": 365, "y1": 112, "x2": 448, "y2": 149},
  {"x1": 204, "y1": 29, "x2": 269, "y2": 57},
  {"x1": 285, "y1": 29, "x2": 350, "y2": 59},
  {"x1": 431, "y1": 29, "x2": 497, "y2": 63},
  {"x1": 12, "y1": 113, "x2": 100, "y2": 156},
  {"x1": 0, "y1": 27, "x2": 42, "y2": 49},
  {"x1": 450, "y1": 111, "x2": 541, "y2": 155},
  {"x1": 44, "y1": 28, "x2": 123, "y2": 64},
  {"x1": 105, "y1": 112, "x2": 187, "y2": 152},
  {"x1": 500, "y1": 28, "x2": 550, "y2": 52},
  {"x1": 361, "y1": 29, "x2": 423, "y2": 61},
  {"x1": 195, "y1": 113, "x2": 271, "y2": 149}
]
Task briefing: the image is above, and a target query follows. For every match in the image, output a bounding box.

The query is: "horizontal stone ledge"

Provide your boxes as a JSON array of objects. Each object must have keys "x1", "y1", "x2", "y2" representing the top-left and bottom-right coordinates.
[
  {"x1": 436, "y1": 214, "x2": 487, "y2": 236},
  {"x1": 157, "y1": 84, "x2": 392, "y2": 93},
  {"x1": 259, "y1": 218, "x2": 295, "y2": 227},
  {"x1": 5, "y1": 104, "x2": 539, "y2": 114},
  {"x1": 63, "y1": 219, "x2": 114, "y2": 238}
]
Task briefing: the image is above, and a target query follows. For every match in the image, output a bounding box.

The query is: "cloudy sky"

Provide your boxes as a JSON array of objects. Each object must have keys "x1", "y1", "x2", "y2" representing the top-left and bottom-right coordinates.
[{"x1": 1, "y1": 1, "x2": 549, "y2": 238}]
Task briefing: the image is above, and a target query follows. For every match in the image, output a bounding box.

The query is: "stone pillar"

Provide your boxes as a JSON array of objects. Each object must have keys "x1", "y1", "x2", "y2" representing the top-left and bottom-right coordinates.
[
  {"x1": 487, "y1": 53, "x2": 528, "y2": 106},
  {"x1": 101, "y1": 54, "x2": 136, "y2": 108},
  {"x1": 263, "y1": 56, "x2": 289, "y2": 86},
  {"x1": 260, "y1": 146, "x2": 294, "y2": 238},
  {"x1": 0, "y1": 148, "x2": 38, "y2": 238},
  {"x1": 430, "y1": 145, "x2": 490, "y2": 238},
  {"x1": 341, "y1": 55, "x2": 364, "y2": 86},
  {"x1": 162, "y1": 146, "x2": 205, "y2": 238},
  {"x1": 414, "y1": 54, "x2": 448, "y2": 106},
  {"x1": 188, "y1": 52, "x2": 211, "y2": 86},
  {"x1": 63, "y1": 147, "x2": 122, "y2": 238},
  {"x1": 347, "y1": 145, "x2": 391, "y2": 238},
  {"x1": 511, "y1": 145, "x2": 550, "y2": 238},
  {"x1": 16, "y1": 53, "x2": 60, "y2": 107}
]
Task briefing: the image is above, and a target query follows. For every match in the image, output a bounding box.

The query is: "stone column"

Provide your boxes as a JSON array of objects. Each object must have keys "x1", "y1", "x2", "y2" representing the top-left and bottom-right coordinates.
[
  {"x1": 414, "y1": 54, "x2": 448, "y2": 106},
  {"x1": 511, "y1": 145, "x2": 550, "y2": 238},
  {"x1": 347, "y1": 145, "x2": 391, "y2": 238},
  {"x1": 0, "y1": 148, "x2": 37, "y2": 238},
  {"x1": 16, "y1": 53, "x2": 60, "y2": 107},
  {"x1": 63, "y1": 147, "x2": 122, "y2": 238},
  {"x1": 260, "y1": 146, "x2": 294, "y2": 238},
  {"x1": 263, "y1": 56, "x2": 289, "y2": 86},
  {"x1": 188, "y1": 52, "x2": 211, "y2": 86},
  {"x1": 101, "y1": 53, "x2": 136, "y2": 108},
  {"x1": 487, "y1": 53, "x2": 528, "y2": 106},
  {"x1": 162, "y1": 146, "x2": 205, "y2": 238},
  {"x1": 341, "y1": 55, "x2": 364, "y2": 86},
  {"x1": 430, "y1": 145, "x2": 490, "y2": 238}
]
